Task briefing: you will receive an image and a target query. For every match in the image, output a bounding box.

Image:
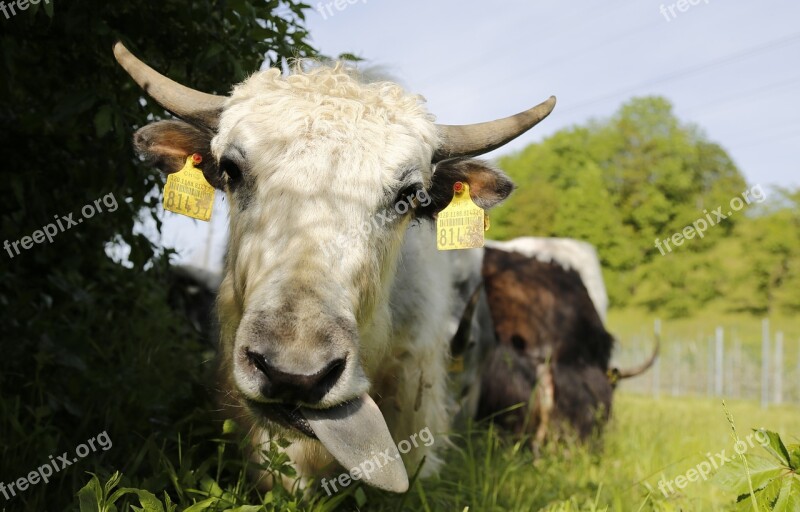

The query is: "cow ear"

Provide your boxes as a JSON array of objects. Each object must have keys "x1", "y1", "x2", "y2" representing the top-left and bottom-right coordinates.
[
  {"x1": 419, "y1": 158, "x2": 515, "y2": 217},
  {"x1": 133, "y1": 120, "x2": 224, "y2": 189}
]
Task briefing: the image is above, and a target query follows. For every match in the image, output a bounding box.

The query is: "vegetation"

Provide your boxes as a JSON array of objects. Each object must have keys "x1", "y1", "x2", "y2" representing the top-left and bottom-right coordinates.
[
  {"x1": 492, "y1": 97, "x2": 800, "y2": 318},
  {"x1": 0, "y1": 1, "x2": 317, "y2": 510},
  {"x1": 72, "y1": 395, "x2": 800, "y2": 511},
  {"x1": 713, "y1": 418, "x2": 800, "y2": 510}
]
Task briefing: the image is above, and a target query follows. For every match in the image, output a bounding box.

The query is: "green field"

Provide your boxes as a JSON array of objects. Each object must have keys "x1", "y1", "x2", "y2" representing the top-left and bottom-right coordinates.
[
  {"x1": 77, "y1": 393, "x2": 800, "y2": 511},
  {"x1": 345, "y1": 394, "x2": 800, "y2": 511}
]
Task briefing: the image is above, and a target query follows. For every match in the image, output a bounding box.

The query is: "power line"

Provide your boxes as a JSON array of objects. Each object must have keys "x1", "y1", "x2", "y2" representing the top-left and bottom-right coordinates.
[
  {"x1": 558, "y1": 30, "x2": 800, "y2": 116},
  {"x1": 496, "y1": 18, "x2": 666, "y2": 94},
  {"x1": 416, "y1": 0, "x2": 635, "y2": 88},
  {"x1": 731, "y1": 126, "x2": 800, "y2": 150},
  {"x1": 684, "y1": 74, "x2": 800, "y2": 116}
]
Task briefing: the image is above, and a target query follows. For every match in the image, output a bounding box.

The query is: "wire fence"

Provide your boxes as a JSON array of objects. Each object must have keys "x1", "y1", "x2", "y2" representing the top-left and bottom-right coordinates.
[{"x1": 612, "y1": 319, "x2": 800, "y2": 406}]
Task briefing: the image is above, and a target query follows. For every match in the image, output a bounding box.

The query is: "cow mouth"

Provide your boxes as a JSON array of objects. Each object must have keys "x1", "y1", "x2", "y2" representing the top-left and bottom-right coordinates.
[
  {"x1": 247, "y1": 394, "x2": 409, "y2": 493},
  {"x1": 247, "y1": 401, "x2": 317, "y2": 439}
]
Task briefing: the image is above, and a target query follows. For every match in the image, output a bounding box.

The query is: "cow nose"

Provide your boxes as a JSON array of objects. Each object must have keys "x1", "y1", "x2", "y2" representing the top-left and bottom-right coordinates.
[{"x1": 245, "y1": 349, "x2": 346, "y2": 404}]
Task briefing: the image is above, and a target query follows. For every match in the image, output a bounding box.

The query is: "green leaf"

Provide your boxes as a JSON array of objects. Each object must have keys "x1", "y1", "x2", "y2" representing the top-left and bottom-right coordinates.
[
  {"x1": 354, "y1": 487, "x2": 368, "y2": 507},
  {"x1": 119, "y1": 489, "x2": 166, "y2": 512},
  {"x1": 754, "y1": 476, "x2": 782, "y2": 508},
  {"x1": 772, "y1": 476, "x2": 800, "y2": 512},
  {"x1": 222, "y1": 418, "x2": 239, "y2": 435},
  {"x1": 94, "y1": 106, "x2": 114, "y2": 137},
  {"x1": 756, "y1": 429, "x2": 791, "y2": 467},
  {"x1": 786, "y1": 444, "x2": 800, "y2": 471},
  {"x1": 199, "y1": 475, "x2": 225, "y2": 498},
  {"x1": 337, "y1": 53, "x2": 363, "y2": 62},
  {"x1": 183, "y1": 497, "x2": 219, "y2": 512},
  {"x1": 713, "y1": 454, "x2": 785, "y2": 496},
  {"x1": 77, "y1": 474, "x2": 102, "y2": 512}
]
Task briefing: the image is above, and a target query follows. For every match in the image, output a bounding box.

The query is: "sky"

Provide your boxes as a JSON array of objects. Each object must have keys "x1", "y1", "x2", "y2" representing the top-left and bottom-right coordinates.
[{"x1": 156, "y1": 0, "x2": 800, "y2": 271}]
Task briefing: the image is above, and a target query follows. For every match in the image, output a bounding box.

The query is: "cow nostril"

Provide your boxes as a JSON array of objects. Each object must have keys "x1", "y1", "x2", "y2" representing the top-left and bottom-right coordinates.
[
  {"x1": 316, "y1": 357, "x2": 346, "y2": 396},
  {"x1": 246, "y1": 349, "x2": 272, "y2": 377},
  {"x1": 511, "y1": 334, "x2": 526, "y2": 352},
  {"x1": 244, "y1": 349, "x2": 346, "y2": 403}
]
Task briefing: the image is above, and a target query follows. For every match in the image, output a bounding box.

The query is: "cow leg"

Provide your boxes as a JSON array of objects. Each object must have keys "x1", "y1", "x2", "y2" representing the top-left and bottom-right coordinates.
[{"x1": 533, "y1": 361, "x2": 555, "y2": 452}]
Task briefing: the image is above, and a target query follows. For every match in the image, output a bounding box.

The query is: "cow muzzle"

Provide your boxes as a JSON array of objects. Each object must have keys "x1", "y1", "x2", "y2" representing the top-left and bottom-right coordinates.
[
  {"x1": 246, "y1": 391, "x2": 409, "y2": 492},
  {"x1": 235, "y1": 336, "x2": 409, "y2": 491}
]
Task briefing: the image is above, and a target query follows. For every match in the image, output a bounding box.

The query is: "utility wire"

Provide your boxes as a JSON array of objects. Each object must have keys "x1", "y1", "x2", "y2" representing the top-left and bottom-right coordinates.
[
  {"x1": 684, "y1": 74, "x2": 800, "y2": 116},
  {"x1": 416, "y1": 0, "x2": 635, "y2": 88},
  {"x1": 558, "y1": 31, "x2": 800, "y2": 116}
]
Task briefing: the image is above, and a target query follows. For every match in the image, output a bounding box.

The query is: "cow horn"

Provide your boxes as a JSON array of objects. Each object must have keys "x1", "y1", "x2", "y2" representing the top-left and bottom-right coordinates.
[
  {"x1": 113, "y1": 42, "x2": 225, "y2": 129},
  {"x1": 615, "y1": 331, "x2": 661, "y2": 380},
  {"x1": 433, "y1": 96, "x2": 556, "y2": 162}
]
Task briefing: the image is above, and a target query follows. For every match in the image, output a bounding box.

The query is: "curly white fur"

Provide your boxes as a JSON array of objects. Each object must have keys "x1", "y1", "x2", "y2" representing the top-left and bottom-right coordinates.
[{"x1": 211, "y1": 63, "x2": 454, "y2": 484}]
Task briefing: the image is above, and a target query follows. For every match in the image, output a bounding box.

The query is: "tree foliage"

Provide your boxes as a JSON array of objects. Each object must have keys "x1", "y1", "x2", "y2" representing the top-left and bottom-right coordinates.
[
  {"x1": 492, "y1": 96, "x2": 799, "y2": 317},
  {"x1": 0, "y1": 1, "x2": 317, "y2": 509}
]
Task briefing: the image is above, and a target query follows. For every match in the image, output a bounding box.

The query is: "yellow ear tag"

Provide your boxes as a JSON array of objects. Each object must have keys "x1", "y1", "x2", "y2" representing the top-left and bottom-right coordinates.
[
  {"x1": 448, "y1": 355, "x2": 465, "y2": 374},
  {"x1": 436, "y1": 182, "x2": 486, "y2": 251},
  {"x1": 163, "y1": 155, "x2": 215, "y2": 222}
]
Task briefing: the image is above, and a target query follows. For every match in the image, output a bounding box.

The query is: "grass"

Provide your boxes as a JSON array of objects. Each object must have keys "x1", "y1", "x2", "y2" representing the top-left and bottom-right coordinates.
[{"x1": 75, "y1": 393, "x2": 800, "y2": 511}]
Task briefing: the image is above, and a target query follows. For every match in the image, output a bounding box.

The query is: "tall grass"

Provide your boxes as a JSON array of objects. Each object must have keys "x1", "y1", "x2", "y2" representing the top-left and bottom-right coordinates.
[{"x1": 73, "y1": 394, "x2": 800, "y2": 511}]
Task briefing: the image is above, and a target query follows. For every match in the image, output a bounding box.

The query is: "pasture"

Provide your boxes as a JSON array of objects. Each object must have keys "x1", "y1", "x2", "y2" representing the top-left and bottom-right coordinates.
[
  {"x1": 76, "y1": 392, "x2": 800, "y2": 511},
  {"x1": 610, "y1": 312, "x2": 800, "y2": 405}
]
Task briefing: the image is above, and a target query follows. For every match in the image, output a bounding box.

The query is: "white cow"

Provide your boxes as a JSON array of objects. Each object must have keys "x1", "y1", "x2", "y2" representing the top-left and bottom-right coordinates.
[{"x1": 114, "y1": 43, "x2": 555, "y2": 493}]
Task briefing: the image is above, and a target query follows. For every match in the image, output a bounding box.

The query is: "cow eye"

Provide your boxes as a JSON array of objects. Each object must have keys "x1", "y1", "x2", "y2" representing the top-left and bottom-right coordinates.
[
  {"x1": 511, "y1": 334, "x2": 526, "y2": 352},
  {"x1": 393, "y1": 183, "x2": 422, "y2": 209},
  {"x1": 219, "y1": 157, "x2": 242, "y2": 186}
]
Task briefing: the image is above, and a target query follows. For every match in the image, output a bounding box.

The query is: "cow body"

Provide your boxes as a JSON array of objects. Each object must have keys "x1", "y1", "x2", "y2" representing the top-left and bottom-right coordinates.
[
  {"x1": 485, "y1": 237, "x2": 608, "y2": 321},
  {"x1": 449, "y1": 238, "x2": 617, "y2": 441}
]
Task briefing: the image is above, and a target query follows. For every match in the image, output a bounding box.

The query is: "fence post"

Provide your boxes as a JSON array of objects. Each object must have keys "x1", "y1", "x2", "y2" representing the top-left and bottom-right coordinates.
[
  {"x1": 733, "y1": 340, "x2": 742, "y2": 399},
  {"x1": 761, "y1": 318, "x2": 770, "y2": 409},
  {"x1": 672, "y1": 344, "x2": 680, "y2": 397},
  {"x1": 707, "y1": 337, "x2": 714, "y2": 396},
  {"x1": 715, "y1": 326, "x2": 724, "y2": 396},
  {"x1": 774, "y1": 331, "x2": 783, "y2": 404},
  {"x1": 653, "y1": 319, "x2": 661, "y2": 398}
]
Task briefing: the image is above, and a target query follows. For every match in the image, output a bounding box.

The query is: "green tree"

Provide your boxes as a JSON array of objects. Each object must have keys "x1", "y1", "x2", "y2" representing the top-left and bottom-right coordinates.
[
  {"x1": 727, "y1": 189, "x2": 800, "y2": 315},
  {"x1": 491, "y1": 96, "x2": 763, "y2": 313},
  {"x1": 0, "y1": 2, "x2": 316, "y2": 509}
]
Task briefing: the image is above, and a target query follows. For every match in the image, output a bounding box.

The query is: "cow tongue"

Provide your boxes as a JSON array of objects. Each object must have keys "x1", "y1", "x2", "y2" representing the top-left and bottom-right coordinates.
[{"x1": 300, "y1": 394, "x2": 409, "y2": 493}]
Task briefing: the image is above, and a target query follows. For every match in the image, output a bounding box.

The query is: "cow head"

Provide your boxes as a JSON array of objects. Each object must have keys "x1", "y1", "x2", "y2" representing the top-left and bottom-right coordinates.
[{"x1": 114, "y1": 42, "x2": 555, "y2": 490}]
